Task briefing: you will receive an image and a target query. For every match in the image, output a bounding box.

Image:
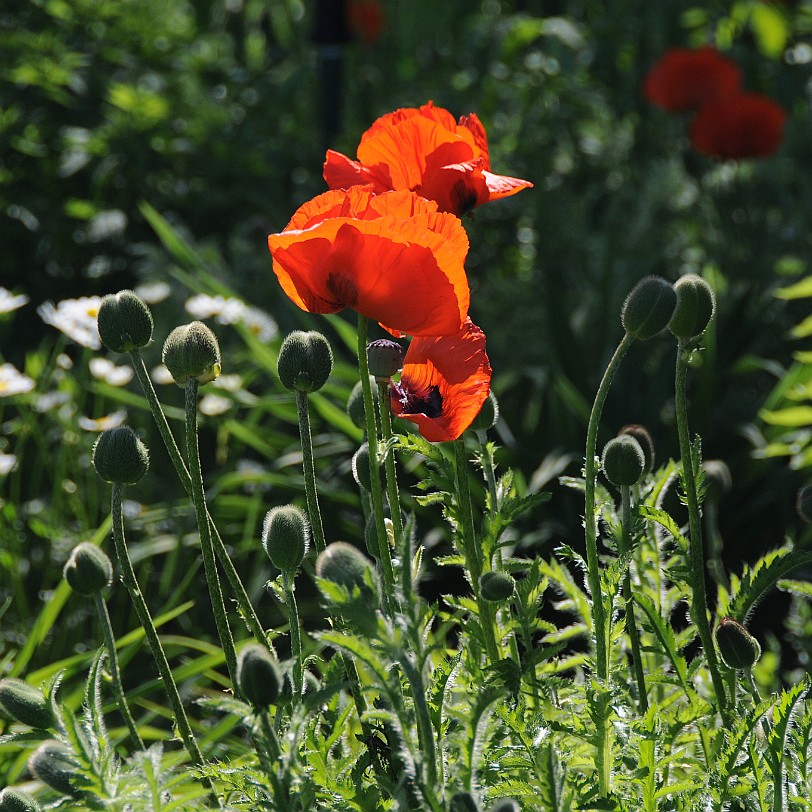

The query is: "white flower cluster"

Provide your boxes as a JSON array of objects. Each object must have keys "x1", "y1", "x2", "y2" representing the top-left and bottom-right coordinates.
[
  {"x1": 37, "y1": 296, "x2": 102, "y2": 349},
  {"x1": 0, "y1": 288, "x2": 29, "y2": 314},
  {"x1": 185, "y1": 294, "x2": 278, "y2": 342},
  {"x1": 0, "y1": 363, "x2": 36, "y2": 397}
]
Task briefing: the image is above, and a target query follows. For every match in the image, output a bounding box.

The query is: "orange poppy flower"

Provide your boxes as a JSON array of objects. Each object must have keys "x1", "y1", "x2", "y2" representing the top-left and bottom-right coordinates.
[
  {"x1": 267, "y1": 187, "x2": 470, "y2": 337},
  {"x1": 390, "y1": 318, "x2": 491, "y2": 443},
  {"x1": 690, "y1": 92, "x2": 786, "y2": 159},
  {"x1": 323, "y1": 102, "x2": 533, "y2": 216},
  {"x1": 644, "y1": 46, "x2": 741, "y2": 113}
]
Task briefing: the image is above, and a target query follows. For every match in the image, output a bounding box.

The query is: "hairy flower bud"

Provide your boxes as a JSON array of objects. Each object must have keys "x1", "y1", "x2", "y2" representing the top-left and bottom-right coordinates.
[
  {"x1": 715, "y1": 617, "x2": 761, "y2": 670},
  {"x1": 315, "y1": 542, "x2": 380, "y2": 606},
  {"x1": 669, "y1": 274, "x2": 715, "y2": 339},
  {"x1": 469, "y1": 391, "x2": 499, "y2": 433},
  {"x1": 347, "y1": 379, "x2": 375, "y2": 430},
  {"x1": 162, "y1": 321, "x2": 221, "y2": 386},
  {"x1": 480, "y1": 571, "x2": 515, "y2": 602},
  {"x1": 97, "y1": 290, "x2": 153, "y2": 353},
  {"x1": 237, "y1": 644, "x2": 282, "y2": 709},
  {"x1": 262, "y1": 505, "x2": 310, "y2": 572},
  {"x1": 621, "y1": 276, "x2": 677, "y2": 340},
  {"x1": 92, "y1": 426, "x2": 149, "y2": 485},
  {"x1": 352, "y1": 443, "x2": 378, "y2": 492},
  {"x1": 796, "y1": 484, "x2": 812, "y2": 524},
  {"x1": 63, "y1": 543, "x2": 113, "y2": 597},
  {"x1": 619, "y1": 424, "x2": 655, "y2": 473},
  {"x1": 28, "y1": 740, "x2": 79, "y2": 797},
  {"x1": 367, "y1": 339, "x2": 403, "y2": 380},
  {"x1": 0, "y1": 679, "x2": 54, "y2": 730},
  {"x1": 277, "y1": 331, "x2": 333, "y2": 393},
  {"x1": 602, "y1": 435, "x2": 646, "y2": 487},
  {"x1": 0, "y1": 788, "x2": 41, "y2": 812}
]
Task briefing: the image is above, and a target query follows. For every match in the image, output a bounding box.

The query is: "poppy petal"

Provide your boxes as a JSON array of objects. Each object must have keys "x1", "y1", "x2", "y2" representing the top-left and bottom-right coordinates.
[{"x1": 324, "y1": 150, "x2": 392, "y2": 195}]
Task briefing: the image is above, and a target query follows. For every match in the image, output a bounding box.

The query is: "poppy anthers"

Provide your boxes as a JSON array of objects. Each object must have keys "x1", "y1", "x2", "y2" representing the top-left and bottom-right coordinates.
[
  {"x1": 390, "y1": 318, "x2": 491, "y2": 443},
  {"x1": 323, "y1": 101, "x2": 533, "y2": 216},
  {"x1": 268, "y1": 186, "x2": 470, "y2": 337}
]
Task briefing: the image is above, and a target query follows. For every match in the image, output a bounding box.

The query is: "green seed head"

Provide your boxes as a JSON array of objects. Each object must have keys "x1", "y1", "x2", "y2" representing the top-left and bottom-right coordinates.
[
  {"x1": 237, "y1": 644, "x2": 282, "y2": 709},
  {"x1": 621, "y1": 276, "x2": 677, "y2": 340},
  {"x1": 162, "y1": 321, "x2": 221, "y2": 386},
  {"x1": 669, "y1": 274, "x2": 716, "y2": 339},
  {"x1": 315, "y1": 542, "x2": 380, "y2": 605},
  {"x1": 277, "y1": 331, "x2": 333, "y2": 393},
  {"x1": 28, "y1": 740, "x2": 79, "y2": 797},
  {"x1": 0, "y1": 788, "x2": 42, "y2": 812},
  {"x1": 602, "y1": 435, "x2": 646, "y2": 487},
  {"x1": 366, "y1": 339, "x2": 403, "y2": 380},
  {"x1": 97, "y1": 290, "x2": 154, "y2": 353},
  {"x1": 63, "y1": 543, "x2": 113, "y2": 597},
  {"x1": 715, "y1": 617, "x2": 761, "y2": 670},
  {"x1": 0, "y1": 679, "x2": 54, "y2": 730},
  {"x1": 479, "y1": 571, "x2": 515, "y2": 602},
  {"x1": 796, "y1": 484, "x2": 812, "y2": 524},
  {"x1": 92, "y1": 426, "x2": 149, "y2": 485},
  {"x1": 469, "y1": 391, "x2": 499, "y2": 433},
  {"x1": 262, "y1": 505, "x2": 310, "y2": 572},
  {"x1": 618, "y1": 424, "x2": 655, "y2": 473}
]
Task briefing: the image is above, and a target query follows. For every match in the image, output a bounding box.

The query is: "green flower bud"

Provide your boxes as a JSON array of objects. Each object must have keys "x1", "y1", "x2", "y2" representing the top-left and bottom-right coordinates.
[
  {"x1": 621, "y1": 276, "x2": 677, "y2": 340},
  {"x1": 237, "y1": 644, "x2": 282, "y2": 709},
  {"x1": 367, "y1": 339, "x2": 403, "y2": 380},
  {"x1": 715, "y1": 617, "x2": 761, "y2": 670},
  {"x1": 488, "y1": 801, "x2": 520, "y2": 812},
  {"x1": 97, "y1": 290, "x2": 153, "y2": 353},
  {"x1": 602, "y1": 435, "x2": 645, "y2": 487},
  {"x1": 619, "y1": 424, "x2": 655, "y2": 473},
  {"x1": 469, "y1": 391, "x2": 499, "y2": 433},
  {"x1": 262, "y1": 505, "x2": 310, "y2": 571},
  {"x1": 449, "y1": 792, "x2": 481, "y2": 812},
  {"x1": 352, "y1": 443, "x2": 376, "y2": 492},
  {"x1": 796, "y1": 484, "x2": 812, "y2": 524},
  {"x1": 28, "y1": 740, "x2": 79, "y2": 797},
  {"x1": 315, "y1": 542, "x2": 380, "y2": 605},
  {"x1": 0, "y1": 788, "x2": 41, "y2": 812},
  {"x1": 92, "y1": 427, "x2": 149, "y2": 485},
  {"x1": 63, "y1": 543, "x2": 113, "y2": 597},
  {"x1": 277, "y1": 331, "x2": 333, "y2": 393},
  {"x1": 0, "y1": 679, "x2": 53, "y2": 730},
  {"x1": 347, "y1": 379, "x2": 375, "y2": 430},
  {"x1": 162, "y1": 321, "x2": 221, "y2": 386},
  {"x1": 669, "y1": 274, "x2": 715, "y2": 339},
  {"x1": 479, "y1": 571, "x2": 514, "y2": 602}
]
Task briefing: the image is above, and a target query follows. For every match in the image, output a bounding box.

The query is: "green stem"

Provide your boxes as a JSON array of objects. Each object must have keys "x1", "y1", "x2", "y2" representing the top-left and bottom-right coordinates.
[
  {"x1": 93, "y1": 594, "x2": 144, "y2": 750},
  {"x1": 399, "y1": 652, "x2": 439, "y2": 790},
  {"x1": 376, "y1": 379, "x2": 405, "y2": 554},
  {"x1": 477, "y1": 431, "x2": 502, "y2": 565},
  {"x1": 674, "y1": 341, "x2": 729, "y2": 724},
  {"x1": 185, "y1": 379, "x2": 238, "y2": 686},
  {"x1": 282, "y1": 570, "x2": 303, "y2": 701},
  {"x1": 295, "y1": 390, "x2": 327, "y2": 555},
  {"x1": 130, "y1": 350, "x2": 271, "y2": 653},
  {"x1": 620, "y1": 486, "x2": 648, "y2": 713},
  {"x1": 260, "y1": 710, "x2": 290, "y2": 811}
]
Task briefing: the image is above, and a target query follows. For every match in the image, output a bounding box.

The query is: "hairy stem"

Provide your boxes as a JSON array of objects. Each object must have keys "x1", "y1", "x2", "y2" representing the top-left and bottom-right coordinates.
[
  {"x1": 282, "y1": 569, "x2": 303, "y2": 701},
  {"x1": 377, "y1": 378, "x2": 405, "y2": 558},
  {"x1": 295, "y1": 390, "x2": 327, "y2": 555}
]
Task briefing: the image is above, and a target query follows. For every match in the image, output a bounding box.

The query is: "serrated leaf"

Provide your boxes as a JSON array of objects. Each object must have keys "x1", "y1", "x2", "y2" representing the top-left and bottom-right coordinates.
[
  {"x1": 637, "y1": 504, "x2": 689, "y2": 552},
  {"x1": 634, "y1": 594, "x2": 691, "y2": 695}
]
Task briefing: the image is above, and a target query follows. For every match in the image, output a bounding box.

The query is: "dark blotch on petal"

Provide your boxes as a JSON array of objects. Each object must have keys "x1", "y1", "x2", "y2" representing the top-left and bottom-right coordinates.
[{"x1": 395, "y1": 382, "x2": 443, "y2": 418}]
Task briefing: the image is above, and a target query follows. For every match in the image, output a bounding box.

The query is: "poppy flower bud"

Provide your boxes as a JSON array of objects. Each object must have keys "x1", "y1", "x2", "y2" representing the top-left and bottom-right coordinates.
[
  {"x1": 92, "y1": 427, "x2": 149, "y2": 485},
  {"x1": 619, "y1": 424, "x2": 655, "y2": 473},
  {"x1": 488, "y1": 801, "x2": 520, "y2": 812},
  {"x1": 715, "y1": 617, "x2": 761, "y2": 670},
  {"x1": 28, "y1": 740, "x2": 79, "y2": 797},
  {"x1": 315, "y1": 541, "x2": 380, "y2": 605},
  {"x1": 669, "y1": 274, "x2": 715, "y2": 339},
  {"x1": 0, "y1": 788, "x2": 41, "y2": 812},
  {"x1": 162, "y1": 321, "x2": 221, "y2": 386},
  {"x1": 0, "y1": 679, "x2": 54, "y2": 730},
  {"x1": 367, "y1": 339, "x2": 403, "y2": 380},
  {"x1": 277, "y1": 331, "x2": 333, "y2": 393},
  {"x1": 480, "y1": 571, "x2": 514, "y2": 602},
  {"x1": 352, "y1": 443, "x2": 381, "y2": 492},
  {"x1": 63, "y1": 542, "x2": 113, "y2": 597},
  {"x1": 469, "y1": 391, "x2": 499, "y2": 433},
  {"x1": 602, "y1": 435, "x2": 645, "y2": 487},
  {"x1": 797, "y1": 484, "x2": 812, "y2": 524},
  {"x1": 97, "y1": 290, "x2": 153, "y2": 353},
  {"x1": 449, "y1": 792, "x2": 481, "y2": 812},
  {"x1": 237, "y1": 644, "x2": 282, "y2": 709},
  {"x1": 621, "y1": 276, "x2": 677, "y2": 340},
  {"x1": 347, "y1": 379, "x2": 375, "y2": 430},
  {"x1": 262, "y1": 505, "x2": 310, "y2": 572}
]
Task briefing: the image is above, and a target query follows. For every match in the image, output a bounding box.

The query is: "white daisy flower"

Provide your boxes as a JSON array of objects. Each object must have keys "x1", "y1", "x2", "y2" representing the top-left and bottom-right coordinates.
[
  {"x1": 134, "y1": 280, "x2": 171, "y2": 304},
  {"x1": 78, "y1": 409, "x2": 127, "y2": 431},
  {"x1": 212, "y1": 373, "x2": 242, "y2": 392},
  {"x1": 0, "y1": 363, "x2": 36, "y2": 397},
  {"x1": 242, "y1": 305, "x2": 278, "y2": 342},
  {"x1": 199, "y1": 393, "x2": 232, "y2": 416},
  {"x1": 33, "y1": 391, "x2": 71, "y2": 413},
  {"x1": 0, "y1": 452, "x2": 18, "y2": 475},
  {"x1": 37, "y1": 296, "x2": 102, "y2": 349},
  {"x1": 89, "y1": 357, "x2": 134, "y2": 386},
  {"x1": 0, "y1": 288, "x2": 30, "y2": 314},
  {"x1": 151, "y1": 364, "x2": 175, "y2": 385},
  {"x1": 184, "y1": 294, "x2": 277, "y2": 341}
]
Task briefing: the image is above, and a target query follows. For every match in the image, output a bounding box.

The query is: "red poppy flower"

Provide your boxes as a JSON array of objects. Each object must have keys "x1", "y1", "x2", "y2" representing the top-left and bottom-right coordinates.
[
  {"x1": 323, "y1": 101, "x2": 533, "y2": 216},
  {"x1": 390, "y1": 318, "x2": 491, "y2": 443},
  {"x1": 690, "y1": 92, "x2": 786, "y2": 159},
  {"x1": 644, "y1": 46, "x2": 742, "y2": 113},
  {"x1": 267, "y1": 187, "x2": 470, "y2": 337}
]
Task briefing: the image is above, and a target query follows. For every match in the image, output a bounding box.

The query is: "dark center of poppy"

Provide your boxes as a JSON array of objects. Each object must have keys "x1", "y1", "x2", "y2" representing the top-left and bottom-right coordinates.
[
  {"x1": 393, "y1": 382, "x2": 443, "y2": 418},
  {"x1": 450, "y1": 181, "x2": 478, "y2": 216}
]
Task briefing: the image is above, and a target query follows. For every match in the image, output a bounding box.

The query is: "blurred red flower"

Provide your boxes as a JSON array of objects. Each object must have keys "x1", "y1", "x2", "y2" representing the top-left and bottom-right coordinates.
[
  {"x1": 644, "y1": 46, "x2": 742, "y2": 112},
  {"x1": 690, "y1": 92, "x2": 787, "y2": 158},
  {"x1": 390, "y1": 318, "x2": 491, "y2": 442},
  {"x1": 323, "y1": 101, "x2": 533, "y2": 216},
  {"x1": 267, "y1": 187, "x2": 470, "y2": 337},
  {"x1": 347, "y1": 0, "x2": 383, "y2": 44}
]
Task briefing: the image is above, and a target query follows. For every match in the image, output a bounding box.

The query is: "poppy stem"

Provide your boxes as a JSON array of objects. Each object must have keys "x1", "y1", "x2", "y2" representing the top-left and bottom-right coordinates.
[
  {"x1": 281, "y1": 569, "x2": 303, "y2": 702},
  {"x1": 295, "y1": 390, "x2": 328, "y2": 555}
]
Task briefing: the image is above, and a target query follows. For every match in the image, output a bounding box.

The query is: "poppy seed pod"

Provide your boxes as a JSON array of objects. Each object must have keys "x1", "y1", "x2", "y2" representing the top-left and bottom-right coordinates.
[
  {"x1": 715, "y1": 617, "x2": 761, "y2": 670},
  {"x1": 262, "y1": 505, "x2": 310, "y2": 572},
  {"x1": 469, "y1": 391, "x2": 499, "y2": 433},
  {"x1": 97, "y1": 290, "x2": 153, "y2": 353},
  {"x1": 28, "y1": 740, "x2": 79, "y2": 797},
  {"x1": 315, "y1": 541, "x2": 380, "y2": 604},
  {"x1": 669, "y1": 274, "x2": 715, "y2": 339},
  {"x1": 162, "y1": 321, "x2": 221, "y2": 386},
  {"x1": 237, "y1": 644, "x2": 282, "y2": 709},
  {"x1": 277, "y1": 331, "x2": 333, "y2": 393},
  {"x1": 92, "y1": 426, "x2": 149, "y2": 485},
  {"x1": 619, "y1": 424, "x2": 655, "y2": 473},
  {"x1": 797, "y1": 484, "x2": 812, "y2": 524},
  {"x1": 63, "y1": 542, "x2": 113, "y2": 597},
  {"x1": 480, "y1": 571, "x2": 515, "y2": 602},
  {"x1": 0, "y1": 788, "x2": 42, "y2": 812},
  {"x1": 602, "y1": 435, "x2": 646, "y2": 487},
  {"x1": 0, "y1": 679, "x2": 54, "y2": 730},
  {"x1": 621, "y1": 276, "x2": 677, "y2": 340},
  {"x1": 449, "y1": 792, "x2": 481, "y2": 812},
  {"x1": 367, "y1": 339, "x2": 403, "y2": 380}
]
